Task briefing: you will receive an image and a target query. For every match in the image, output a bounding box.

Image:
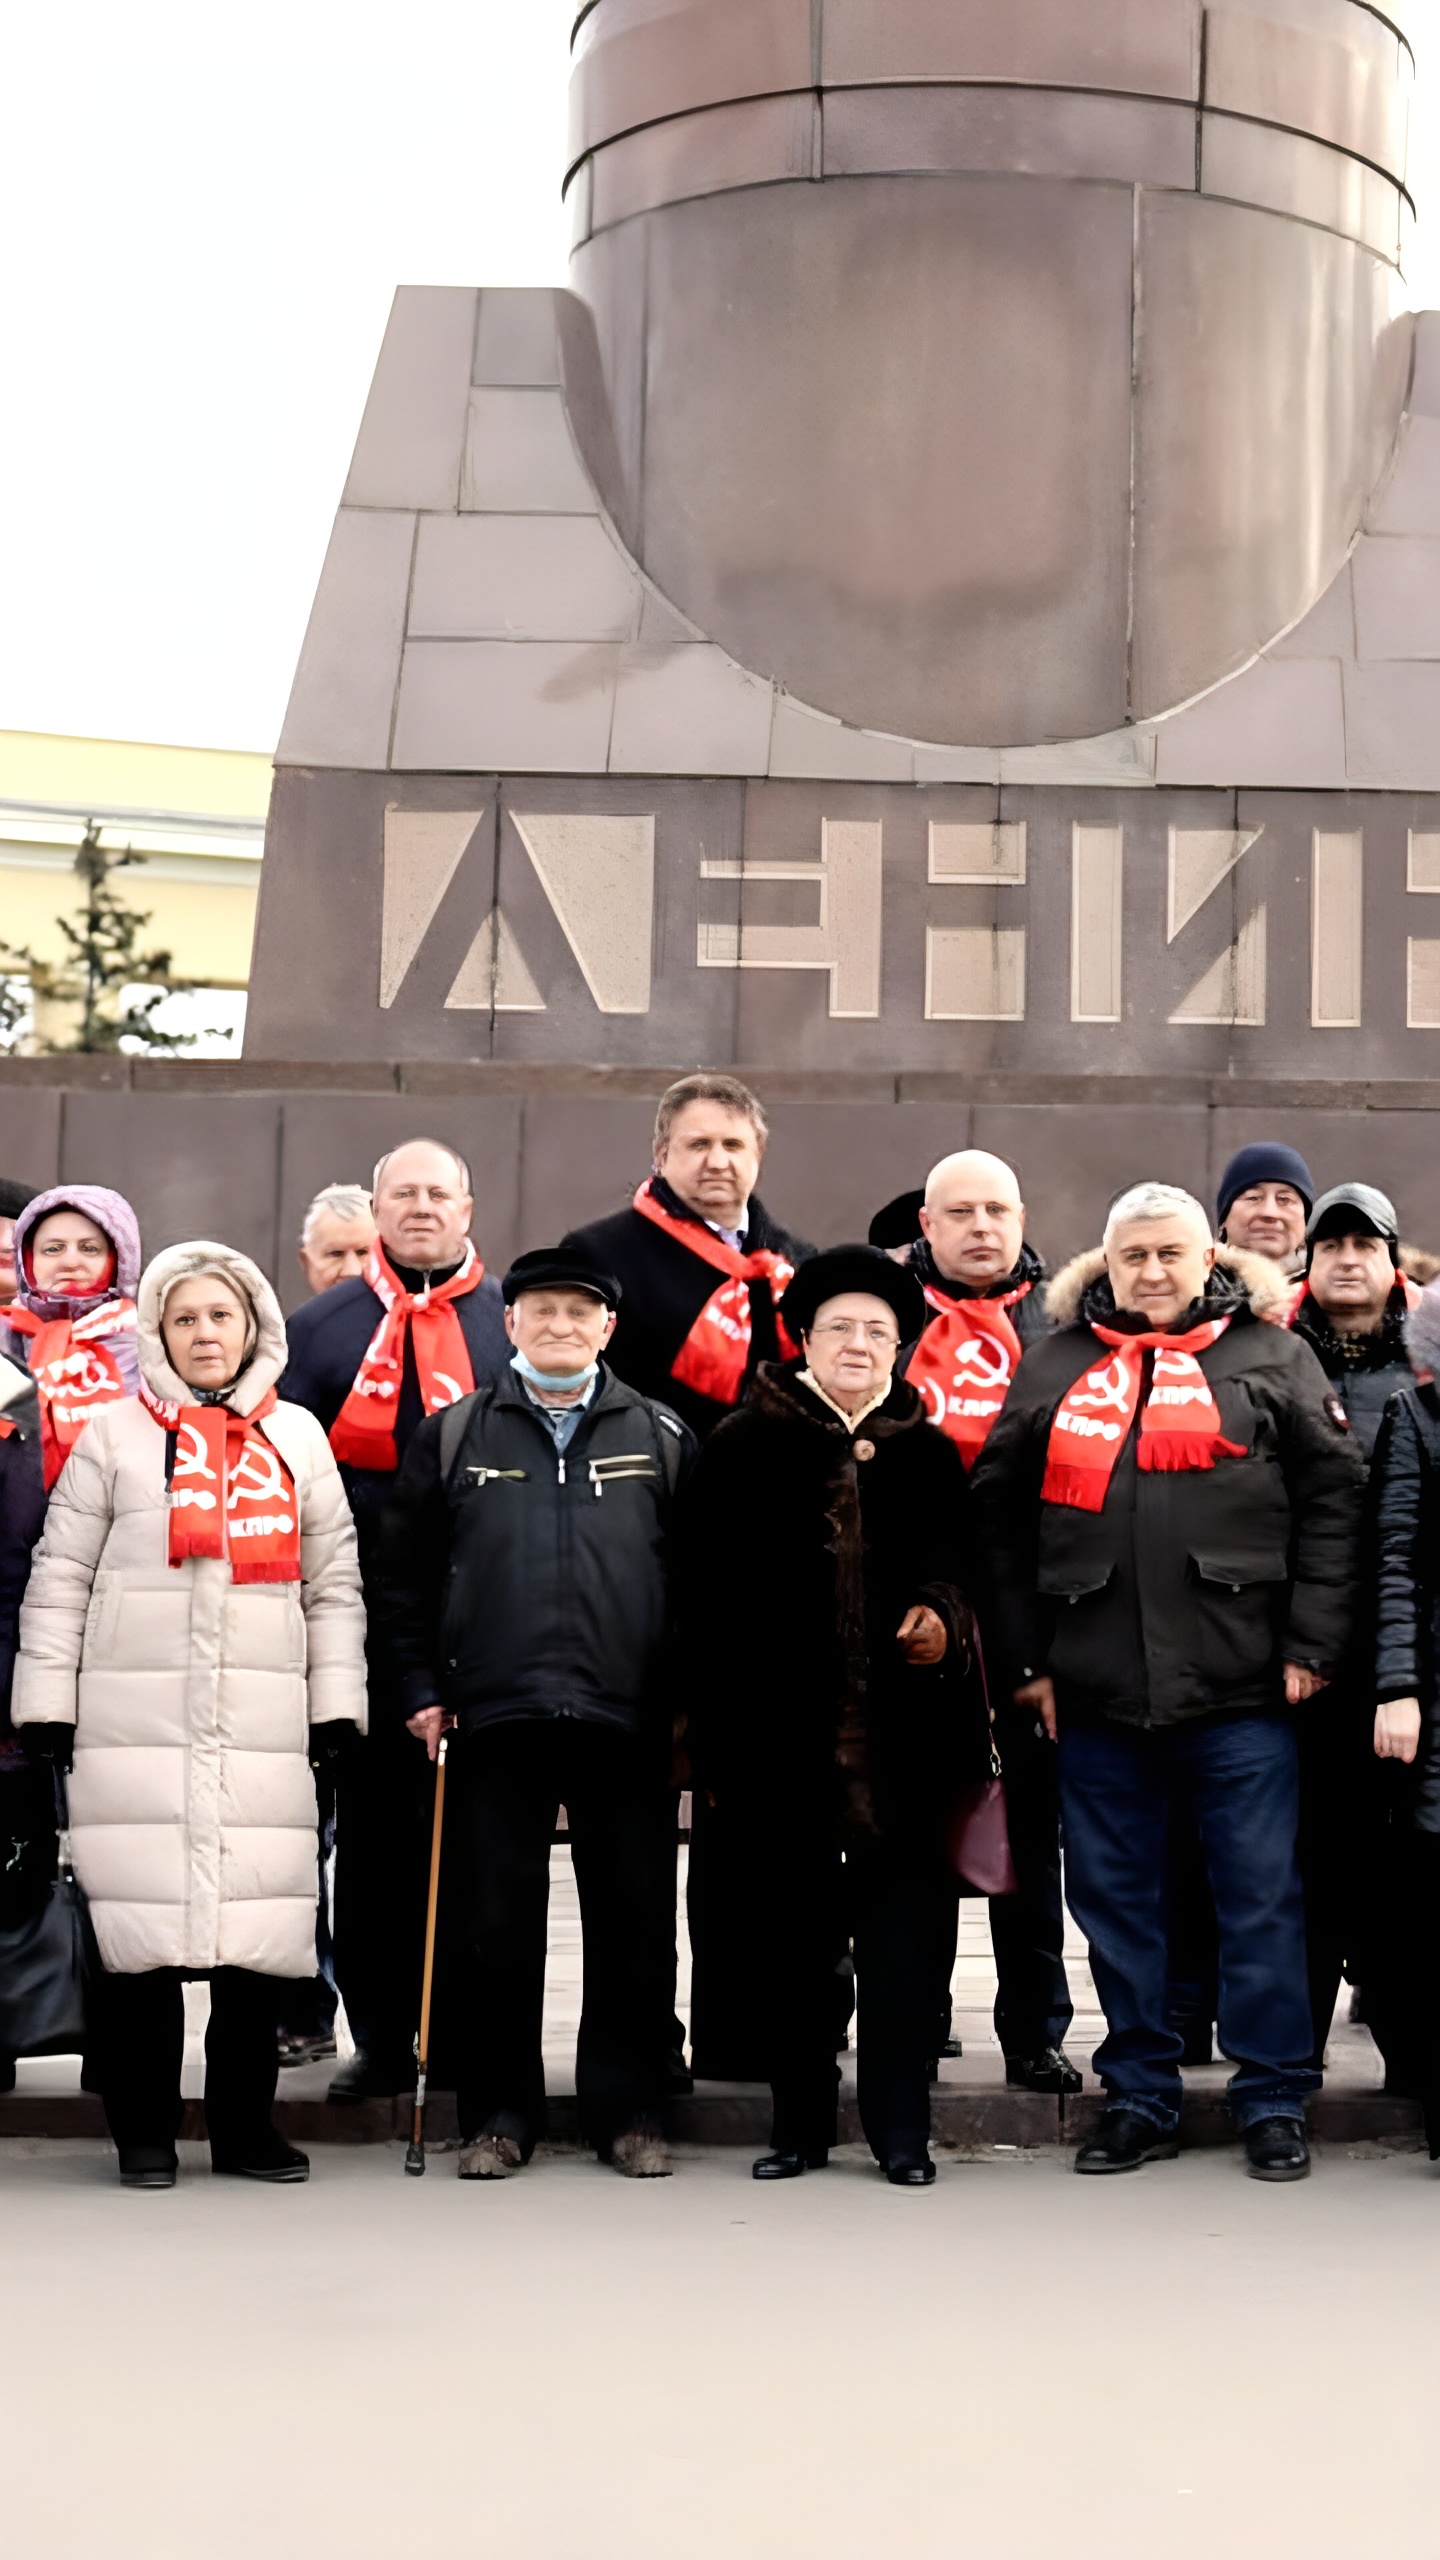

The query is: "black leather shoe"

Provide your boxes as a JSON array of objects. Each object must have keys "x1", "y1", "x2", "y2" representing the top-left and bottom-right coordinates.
[
  {"x1": 885, "y1": 2155, "x2": 937, "y2": 2187},
  {"x1": 1075, "y1": 2108, "x2": 1180, "y2": 2173},
  {"x1": 118, "y1": 2145, "x2": 178, "y2": 2189},
  {"x1": 1006, "y1": 2047, "x2": 1083, "y2": 2096},
  {"x1": 1243, "y1": 2116, "x2": 1310, "y2": 2181},
  {"x1": 0, "y1": 2052, "x2": 15, "y2": 2096},
  {"x1": 212, "y1": 2135, "x2": 310, "y2": 2183},
  {"x1": 325, "y1": 2050, "x2": 409, "y2": 2103},
  {"x1": 753, "y1": 2148, "x2": 830, "y2": 2180}
]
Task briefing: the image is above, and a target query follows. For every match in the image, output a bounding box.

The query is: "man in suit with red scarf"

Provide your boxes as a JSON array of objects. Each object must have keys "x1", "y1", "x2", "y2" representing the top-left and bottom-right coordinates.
[
  {"x1": 973, "y1": 1181, "x2": 1362, "y2": 2182},
  {"x1": 281, "y1": 1138, "x2": 509, "y2": 2099},
  {"x1": 562, "y1": 1073, "x2": 812, "y2": 1441},
  {"x1": 897, "y1": 1148, "x2": 1078, "y2": 2095}
]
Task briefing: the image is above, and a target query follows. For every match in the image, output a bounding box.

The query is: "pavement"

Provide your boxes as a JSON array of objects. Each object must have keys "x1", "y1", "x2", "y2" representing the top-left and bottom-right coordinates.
[{"x1": 5, "y1": 2133, "x2": 1439, "y2": 2560}]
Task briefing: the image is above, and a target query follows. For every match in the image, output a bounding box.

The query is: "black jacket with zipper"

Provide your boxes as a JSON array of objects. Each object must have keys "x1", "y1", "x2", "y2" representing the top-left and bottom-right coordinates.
[
  {"x1": 969, "y1": 1247, "x2": 1364, "y2": 1730},
  {"x1": 1372, "y1": 1381, "x2": 1440, "y2": 1833},
  {"x1": 372, "y1": 1363, "x2": 697, "y2": 1739}
]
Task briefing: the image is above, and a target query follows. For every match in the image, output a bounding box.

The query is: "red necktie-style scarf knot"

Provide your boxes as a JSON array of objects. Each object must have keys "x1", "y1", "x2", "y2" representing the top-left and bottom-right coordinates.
[
  {"x1": 142, "y1": 1381, "x2": 301, "y2": 1583},
  {"x1": 909, "y1": 1282, "x2": 1030, "y2": 1469},
  {"x1": 1041, "y1": 1317, "x2": 1243, "y2": 1514},
  {"x1": 328, "y1": 1240, "x2": 482, "y2": 1472},
  {"x1": 632, "y1": 1181, "x2": 797, "y2": 1406},
  {"x1": 9, "y1": 1298, "x2": 136, "y2": 1489}
]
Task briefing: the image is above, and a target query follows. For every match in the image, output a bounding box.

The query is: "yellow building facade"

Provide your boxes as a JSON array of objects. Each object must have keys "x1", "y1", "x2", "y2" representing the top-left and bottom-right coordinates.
[{"x1": 0, "y1": 730, "x2": 269, "y2": 1012}]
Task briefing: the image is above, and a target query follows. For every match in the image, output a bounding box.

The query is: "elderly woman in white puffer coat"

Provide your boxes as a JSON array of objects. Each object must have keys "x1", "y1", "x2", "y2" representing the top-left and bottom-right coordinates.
[{"x1": 12, "y1": 1241, "x2": 366, "y2": 2189}]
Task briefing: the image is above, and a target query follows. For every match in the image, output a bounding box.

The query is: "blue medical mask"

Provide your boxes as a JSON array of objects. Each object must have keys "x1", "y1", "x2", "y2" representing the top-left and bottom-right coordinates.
[{"x1": 510, "y1": 1349, "x2": 598, "y2": 1393}]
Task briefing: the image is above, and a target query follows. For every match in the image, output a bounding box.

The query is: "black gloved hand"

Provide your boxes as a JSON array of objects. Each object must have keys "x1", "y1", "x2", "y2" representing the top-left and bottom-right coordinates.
[
  {"x1": 308, "y1": 1720, "x2": 362, "y2": 1773},
  {"x1": 23, "y1": 1724, "x2": 74, "y2": 1775}
]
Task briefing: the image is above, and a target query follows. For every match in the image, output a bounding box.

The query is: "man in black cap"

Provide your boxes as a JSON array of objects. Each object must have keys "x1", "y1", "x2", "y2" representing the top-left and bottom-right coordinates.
[
  {"x1": 1292, "y1": 1184, "x2": 1417, "y2": 1456},
  {"x1": 1289, "y1": 1184, "x2": 1420, "y2": 2081},
  {"x1": 1215, "y1": 1143, "x2": 1315, "y2": 1279},
  {"x1": 677, "y1": 1245, "x2": 990, "y2": 2187},
  {"x1": 373, "y1": 1249, "x2": 697, "y2": 2181}
]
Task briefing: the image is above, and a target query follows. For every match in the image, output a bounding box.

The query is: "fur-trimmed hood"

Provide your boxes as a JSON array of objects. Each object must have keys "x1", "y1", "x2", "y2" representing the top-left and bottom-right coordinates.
[
  {"x1": 1044, "y1": 1243, "x2": 1292, "y2": 1330},
  {"x1": 136, "y1": 1240, "x2": 289, "y2": 1415}
]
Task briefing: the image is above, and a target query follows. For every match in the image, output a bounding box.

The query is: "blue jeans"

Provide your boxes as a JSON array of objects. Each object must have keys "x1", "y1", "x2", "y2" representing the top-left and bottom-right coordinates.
[{"x1": 1057, "y1": 1715, "x2": 1320, "y2": 2132}]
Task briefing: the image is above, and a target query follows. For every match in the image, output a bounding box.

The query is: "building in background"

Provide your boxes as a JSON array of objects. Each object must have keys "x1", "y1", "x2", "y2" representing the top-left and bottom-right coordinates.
[{"x1": 0, "y1": 729, "x2": 268, "y2": 1053}]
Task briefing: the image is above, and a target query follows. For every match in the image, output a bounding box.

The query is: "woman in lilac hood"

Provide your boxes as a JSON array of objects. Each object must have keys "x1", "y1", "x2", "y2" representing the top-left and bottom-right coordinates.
[{"x1": 0, "y1": 1185, "x2": 142, "y2": 2086}]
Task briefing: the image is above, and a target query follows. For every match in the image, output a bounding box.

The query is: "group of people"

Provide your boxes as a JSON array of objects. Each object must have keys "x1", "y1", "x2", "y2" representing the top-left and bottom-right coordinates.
[{"x1": 0, "y1": 1087, "x2": 1436, "y2": 2196}]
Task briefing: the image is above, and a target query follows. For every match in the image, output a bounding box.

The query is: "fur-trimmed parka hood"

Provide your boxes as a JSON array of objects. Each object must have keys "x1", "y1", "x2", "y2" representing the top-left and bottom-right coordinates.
[
  {"x1": 1044, "y1": 1243, "x2": 1292, "y2": 1331},
  {"x1": 136, "y1": 1240, "x2": 289, "y2": 1415}
]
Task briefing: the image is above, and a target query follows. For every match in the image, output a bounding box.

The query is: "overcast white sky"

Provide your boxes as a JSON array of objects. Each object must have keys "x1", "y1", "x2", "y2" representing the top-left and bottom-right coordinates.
[{"x1": 1, "y1": 0, "x2": 1437, "y2": 757}]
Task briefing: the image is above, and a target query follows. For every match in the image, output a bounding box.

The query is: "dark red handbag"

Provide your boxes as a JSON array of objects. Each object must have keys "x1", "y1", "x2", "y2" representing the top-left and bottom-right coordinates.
[{"x1": 945, "y1": 1626, "x2": 1019, "y2": 1896}]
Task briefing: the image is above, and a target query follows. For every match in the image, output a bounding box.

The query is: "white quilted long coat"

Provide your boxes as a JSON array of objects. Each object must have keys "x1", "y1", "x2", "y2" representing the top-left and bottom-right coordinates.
[{"x1": 12, "y1": 1242, "x2": 367, "y2": 1975}]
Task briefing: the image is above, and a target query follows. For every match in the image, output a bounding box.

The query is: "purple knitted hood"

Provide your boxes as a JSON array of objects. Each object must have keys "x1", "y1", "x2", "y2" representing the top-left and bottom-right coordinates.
[{"x1": 3, "y1": 1185, "x2": 143, "y2": 1392}]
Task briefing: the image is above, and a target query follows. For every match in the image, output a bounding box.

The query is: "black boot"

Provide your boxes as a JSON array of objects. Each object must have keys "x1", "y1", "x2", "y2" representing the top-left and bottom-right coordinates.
[
  {"x1": 212, "y1": 2128, "x2": 310, "y2": 2182},
  {"x1": 1006, "y1": 2047, "x2": 1083, "y2": 2096},
  {"x1": 753, "y1": 2147, "x2": 830, "y2": 2180},
  {"x1": 1243, "y1": 2116, "x2": 1310, "y2": 2182},
  {"x1": 118, "y1": 2144, "x2": 178, "y2": 2189},
  {"x1": 1075, "y1": 2107, "x2": 1180, "y2": 2174}
]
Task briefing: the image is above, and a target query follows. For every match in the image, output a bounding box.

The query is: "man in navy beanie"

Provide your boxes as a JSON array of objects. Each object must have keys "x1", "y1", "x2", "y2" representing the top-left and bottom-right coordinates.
[{"x1": 1216, "y1": 1143, "x2": 1315, "y2": 1278}]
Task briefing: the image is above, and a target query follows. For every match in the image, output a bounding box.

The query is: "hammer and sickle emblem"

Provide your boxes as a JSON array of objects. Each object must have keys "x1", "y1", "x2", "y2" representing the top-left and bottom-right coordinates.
[
  {"x1": 175, "y1": 1422, "x2": 218, "y2": 1482},
  {"x1": 228, "y1": 1437, "x2": 285, "y2": 1508},
  {"x1": 952, "y1": 1336, "x2": 1012, "y2": 1391},
  {"x1": 1071, "y1": 1357, "x2": 1130, "y2": 1415}
]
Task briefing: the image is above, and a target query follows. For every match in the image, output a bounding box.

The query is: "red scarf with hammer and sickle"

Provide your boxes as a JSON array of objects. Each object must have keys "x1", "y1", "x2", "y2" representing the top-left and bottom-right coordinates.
[
  {"x1": 328, "y1": 1241, "x2": 483, "y2": 1472},
  {"x1": 141, "y1": 1381, "x2": 301, "y2": 1583},
  {"x1": 1041, "y1": 1319, "x2": 1244, "y2": 1513},
  {"x1": 632, "y1": 1181, "x2": 798, "y2": 1407},
  {"x1": 907, "y1": 1281, "x2": 1031, "y2": 1470},
  {"x1": 8, "y1": 1298, "x2": 136, "y2": 1489}
]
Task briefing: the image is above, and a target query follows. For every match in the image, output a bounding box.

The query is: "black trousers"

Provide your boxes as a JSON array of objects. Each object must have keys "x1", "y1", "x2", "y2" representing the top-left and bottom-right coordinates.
[
  {"x1": 95, "y1": 1966, "x2": 282, "y2": 2154},
  {"x1": 331, "y1": 1727, "x2": 435, "y2": 2070},
  {"x1": 453, "y1": 1719, "x2": 676, "y2": 2153},
  {"x1": 772, "y1": 1831, "x2": 955, "y2": 2167},
  {"x1": 990, "y1": 1706, "x2": 1073, "y2": 2057},
  {"x1": 927, "y1": 1712, "x2": 1072, "y2": 2065}
]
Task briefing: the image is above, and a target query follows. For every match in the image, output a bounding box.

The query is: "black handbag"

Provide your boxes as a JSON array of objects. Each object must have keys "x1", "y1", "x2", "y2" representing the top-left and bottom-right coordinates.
[{"x1": 0, "y1": 1773, "x2": 98, "y2": 2058}]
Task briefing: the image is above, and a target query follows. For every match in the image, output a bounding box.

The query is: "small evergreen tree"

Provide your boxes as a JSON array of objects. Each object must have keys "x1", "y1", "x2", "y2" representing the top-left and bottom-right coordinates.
[{"x1": 0, "y1": 827, "x2": 198, "y2": 1055}]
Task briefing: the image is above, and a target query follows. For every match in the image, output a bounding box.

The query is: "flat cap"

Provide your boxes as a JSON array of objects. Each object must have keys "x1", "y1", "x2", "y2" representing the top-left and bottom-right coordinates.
[
  {"x1": 502, "y1": 1247, "x2": 622, "y2": 1310},
  {"x1": 1306, "y1": 1183, "x2": 1399, "y2": 1258}
]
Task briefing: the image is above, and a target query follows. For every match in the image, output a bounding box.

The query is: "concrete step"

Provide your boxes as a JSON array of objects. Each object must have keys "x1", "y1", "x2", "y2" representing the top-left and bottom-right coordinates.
[{"x1": 2, "y1": 2078, "x2": 1423, "y2": 2151}]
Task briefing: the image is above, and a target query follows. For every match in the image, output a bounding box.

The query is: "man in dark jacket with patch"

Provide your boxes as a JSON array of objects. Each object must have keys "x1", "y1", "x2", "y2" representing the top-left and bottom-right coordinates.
[
  {"x1": 972, "y1": 1182, "x2": 1363, "y2": 2182},
  {"x1": 561, "y1": 1071, "x2": 811, "y2": 1441},
  {"x1": 280, "y1": 1138, "x2": 510, "y2": 2098},
  {"x1": 1290, "y1": 1183, "x2": 1420, "y2": 2082},
  {"x1": 895, "y1": 1147, "x2": 1076, "y2": 2097},
  {"x1": 374, "y1": 1249, "x2": 696, "y2": 2181}
]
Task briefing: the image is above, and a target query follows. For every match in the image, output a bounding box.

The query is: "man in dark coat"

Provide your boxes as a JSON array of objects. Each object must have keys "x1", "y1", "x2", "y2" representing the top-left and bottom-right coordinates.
[
  {"x1": 373, "y1": 1249, "x2": 696, "y2": 2178},
  {"x1": 561, "y1": 1071, "x2": 812, "y2": 1442},
  {"x1": 972, "y1": 1182, "x2": 1363, "y2": 2181},
  {"x1": 1371, "y1": 1275, "x2": 1440, "y2": 2153},
  {"x1": 1290, "y1": 1183, "x2": 1421, "y2": 2082},
  {"x1": 678, "y1": 1245, "x2": 990, "y2": 2187},
  {"x1": 896, "y1": 1146, "x2": 1076, "y2": 2096},
  {"x1": 279, "y1": 1137, "x2": 510, "y2": 2098}
]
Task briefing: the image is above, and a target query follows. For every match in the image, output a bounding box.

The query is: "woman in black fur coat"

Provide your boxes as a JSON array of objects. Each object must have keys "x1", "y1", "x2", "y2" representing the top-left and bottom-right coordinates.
[{"x1": 676, "y1": 1246, "x2": 990, "y2": 2187}]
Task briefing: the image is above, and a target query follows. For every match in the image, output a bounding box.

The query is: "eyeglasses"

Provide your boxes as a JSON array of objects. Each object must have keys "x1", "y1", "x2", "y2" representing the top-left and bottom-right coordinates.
[{"x1": 810, "y1": 1320, "x2": 899, "y2": 1347}]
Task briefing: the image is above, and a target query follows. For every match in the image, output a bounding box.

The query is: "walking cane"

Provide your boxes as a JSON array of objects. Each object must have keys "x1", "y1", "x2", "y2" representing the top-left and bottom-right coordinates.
[{"x1": 405, "y1": 1732, "x2": 449, "y2": 2176}]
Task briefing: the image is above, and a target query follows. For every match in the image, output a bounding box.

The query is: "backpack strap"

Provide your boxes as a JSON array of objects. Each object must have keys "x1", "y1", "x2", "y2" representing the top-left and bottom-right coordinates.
[{"x1": 438, "y1": 1390, "x2": 484, "y2": 1487}]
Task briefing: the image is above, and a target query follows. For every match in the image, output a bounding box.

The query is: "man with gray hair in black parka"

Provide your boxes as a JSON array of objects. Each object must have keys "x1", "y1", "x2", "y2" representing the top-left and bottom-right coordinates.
[{"x1": 973, "y1": 1181, "x2": 1363, "y2": 2182}]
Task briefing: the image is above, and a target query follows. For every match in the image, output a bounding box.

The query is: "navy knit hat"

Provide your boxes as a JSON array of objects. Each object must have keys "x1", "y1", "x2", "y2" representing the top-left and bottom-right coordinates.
[{"x1": 1216, "y1": 1143, "x2": 1315, "y2": 1229}]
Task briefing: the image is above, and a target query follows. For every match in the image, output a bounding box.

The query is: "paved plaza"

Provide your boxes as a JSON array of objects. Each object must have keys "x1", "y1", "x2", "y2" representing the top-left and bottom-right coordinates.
[{"x1": 4, "y1": 2131, "x2": 1437, "y2": 2560}]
